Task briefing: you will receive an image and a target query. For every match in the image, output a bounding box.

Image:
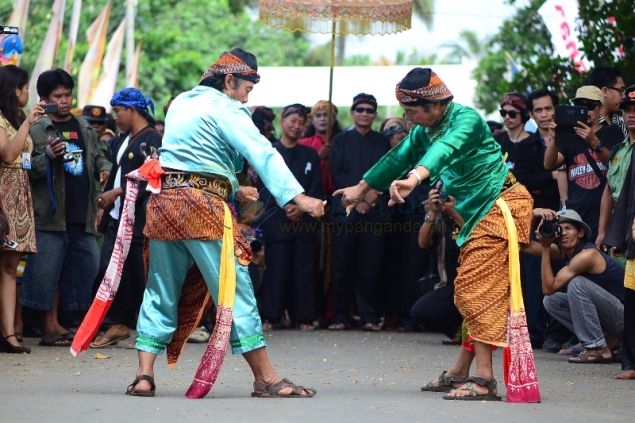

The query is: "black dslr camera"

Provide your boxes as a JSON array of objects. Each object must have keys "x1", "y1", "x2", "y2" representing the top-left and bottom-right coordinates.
[{"x1": 539, "y1": 219, "x2": 561, "y2": 238}]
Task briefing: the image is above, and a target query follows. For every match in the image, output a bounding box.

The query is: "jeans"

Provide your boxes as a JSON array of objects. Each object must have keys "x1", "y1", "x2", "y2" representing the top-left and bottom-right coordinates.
[
  {"x1": 543, "y1": 275, "x2": 624, "y2": 349},
  {"x1": 19, "y1": 224, "x2": 100, "y2": 311}
]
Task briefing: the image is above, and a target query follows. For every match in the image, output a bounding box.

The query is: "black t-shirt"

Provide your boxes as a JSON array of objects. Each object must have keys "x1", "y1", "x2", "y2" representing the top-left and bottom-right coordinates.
[
  {"x1": 556, "y1": 125, "x2": 625, "y2": 236},
  {"x1": 54, "y1": 118, "x2": 89, "y2": 224},
  {"x1": 494, "y1": 131, "x2": 534, "y2": 171}
]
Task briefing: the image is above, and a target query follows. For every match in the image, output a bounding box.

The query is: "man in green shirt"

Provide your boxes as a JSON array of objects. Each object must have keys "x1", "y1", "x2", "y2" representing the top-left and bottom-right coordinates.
[
  {"x1": 597, "y1": 120, "x2": 635, "y2": 252},
  {"x1": 334, "y1": 68, "x2": 536, "y2": 402}
]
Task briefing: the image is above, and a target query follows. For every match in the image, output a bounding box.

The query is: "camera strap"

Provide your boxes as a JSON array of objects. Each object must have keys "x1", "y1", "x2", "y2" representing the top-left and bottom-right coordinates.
[{"x1": 582, "y1": 149, "x2": 606, "y2": 184}]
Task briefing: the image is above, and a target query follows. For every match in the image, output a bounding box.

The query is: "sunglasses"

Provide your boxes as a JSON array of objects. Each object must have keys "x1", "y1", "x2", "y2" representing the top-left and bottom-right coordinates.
[
  {"x1": 572, "y1": 100, "x2": 600, "y2": 110},
  {"x1": 354, "y1": 107, "x2": 376, "y2": 114},
  {"x1": 499, "y1": 109, "x2": 519, "y2": 118}
]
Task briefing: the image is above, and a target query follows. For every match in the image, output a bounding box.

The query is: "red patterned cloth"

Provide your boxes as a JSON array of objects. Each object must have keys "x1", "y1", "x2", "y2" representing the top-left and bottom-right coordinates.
[{"x1": 71, "y1": 170, "x2": 142, "y2": 356}]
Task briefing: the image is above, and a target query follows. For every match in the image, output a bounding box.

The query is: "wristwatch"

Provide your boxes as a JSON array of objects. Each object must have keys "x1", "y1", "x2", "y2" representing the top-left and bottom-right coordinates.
[{"x1": 593, "y1": 144, "x2": 605, "y2": 153}]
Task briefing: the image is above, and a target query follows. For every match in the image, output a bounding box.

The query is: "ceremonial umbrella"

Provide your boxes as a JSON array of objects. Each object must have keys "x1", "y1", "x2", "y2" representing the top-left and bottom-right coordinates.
[{"x1": 259, "y1": 0, "x2": 413, "y2": 113}]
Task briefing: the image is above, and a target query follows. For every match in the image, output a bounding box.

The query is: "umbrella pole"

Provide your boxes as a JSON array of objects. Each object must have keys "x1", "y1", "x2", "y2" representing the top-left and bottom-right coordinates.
[{"x1": 327, "y1": 20, "x2": 336, "y2": 143}]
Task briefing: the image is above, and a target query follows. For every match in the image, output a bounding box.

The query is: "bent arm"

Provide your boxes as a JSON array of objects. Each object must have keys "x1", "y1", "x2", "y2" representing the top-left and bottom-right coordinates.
[{"x1": 544, "y1": 137, "x2": 564, "y2": 170}]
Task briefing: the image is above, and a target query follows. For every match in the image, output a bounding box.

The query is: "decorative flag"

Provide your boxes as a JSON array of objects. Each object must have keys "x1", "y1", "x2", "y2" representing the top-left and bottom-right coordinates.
[
  {"x1": 7, "y1": 0, "x2": 30, "y2": 40},
  {"x1": 91, "y1": 19, "x2": 126, "y2": 109},
  {"x1": 125, "y1": 0, "x2": 138, "y2": 85},
  {"x1": 28, "y1": 0, "x2": 65, "y2": 105},
  {"x1": 537, "y1": 0, "x2": 591, "y2": 73},
  {"x1": 126, "y1": 42, "x2": 142, "y2": 88},
  {"x1": 78, "y1": 1, "x2": 111, "y2": 108},
  {"x1": 63, "y1": 0, "x2": 83, "y2": 72}
]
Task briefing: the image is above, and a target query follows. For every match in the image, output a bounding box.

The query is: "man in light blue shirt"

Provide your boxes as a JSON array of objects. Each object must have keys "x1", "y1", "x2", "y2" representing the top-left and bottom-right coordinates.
[{"x1": 126, "y1": 48, "x2": 324, "y2": 399}]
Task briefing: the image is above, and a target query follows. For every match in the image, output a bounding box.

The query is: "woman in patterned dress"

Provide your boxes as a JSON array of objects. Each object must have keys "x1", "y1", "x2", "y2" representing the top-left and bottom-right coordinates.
[{"x1": 0, "y1": 65, "x2": 44, "y2": 354}]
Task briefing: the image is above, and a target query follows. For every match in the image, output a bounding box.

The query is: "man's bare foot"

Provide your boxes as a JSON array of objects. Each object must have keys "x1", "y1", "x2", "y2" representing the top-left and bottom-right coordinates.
[{"x1": 614, "y1": 370, "x2": 635, "y2": 380}]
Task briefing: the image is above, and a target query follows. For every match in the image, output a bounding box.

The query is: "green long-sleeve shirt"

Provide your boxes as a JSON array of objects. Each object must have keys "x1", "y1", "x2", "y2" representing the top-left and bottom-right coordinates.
[{"x1": 363, "y1": 102, "x2": 508, "y2": 246}]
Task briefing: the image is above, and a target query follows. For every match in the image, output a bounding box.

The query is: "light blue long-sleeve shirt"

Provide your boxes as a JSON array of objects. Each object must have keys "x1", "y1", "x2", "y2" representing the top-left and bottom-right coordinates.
[{"x1": 159, "y1": 86, "x2": 303, "y2": 206}]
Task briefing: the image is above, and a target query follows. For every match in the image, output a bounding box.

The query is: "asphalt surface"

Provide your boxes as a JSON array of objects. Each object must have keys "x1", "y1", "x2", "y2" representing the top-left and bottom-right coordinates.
[{"x1": 1, "y1": 330, "x2": 633, "y2": 423}]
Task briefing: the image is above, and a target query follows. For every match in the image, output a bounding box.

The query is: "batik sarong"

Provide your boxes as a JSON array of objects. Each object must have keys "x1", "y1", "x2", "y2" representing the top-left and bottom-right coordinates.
[{"x1": 453, "y1": 183, "x2": 532, "y2": 346}]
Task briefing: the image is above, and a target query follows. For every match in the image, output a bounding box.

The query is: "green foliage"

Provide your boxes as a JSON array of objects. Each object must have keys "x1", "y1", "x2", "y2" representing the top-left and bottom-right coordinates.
[
  {"x1": 473, "y1": 0, "x2": 634, "y2": 114},
  {"x1": 1, "y1": 0, "x2": 311, "y2": 114}
]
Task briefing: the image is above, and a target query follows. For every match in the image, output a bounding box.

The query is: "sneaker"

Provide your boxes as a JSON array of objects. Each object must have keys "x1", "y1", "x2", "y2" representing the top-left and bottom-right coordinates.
[{"x1": 187, "y1": 326, "x2": 210, "y2": 343}]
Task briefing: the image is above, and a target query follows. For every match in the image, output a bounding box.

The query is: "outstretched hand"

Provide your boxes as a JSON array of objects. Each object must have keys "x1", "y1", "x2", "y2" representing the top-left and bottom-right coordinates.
[
  {"x1": 387, "y1": 178, "x2": 417, "y2": 206},
  {"x1": 294, "y1": 194, "x2": 326, "y2": 219},
  {"x1": 332, "y1": 184, "x2": 366, "y2": 216}
]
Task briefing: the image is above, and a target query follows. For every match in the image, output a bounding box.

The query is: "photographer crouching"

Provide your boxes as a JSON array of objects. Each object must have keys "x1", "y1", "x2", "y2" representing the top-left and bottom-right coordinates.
[
  {"x1": 532, "y1": 208, "x2": 624, "y2": 363},
  {"x1": 411, "y1": 183, "x2": 463, "y2": 346}
]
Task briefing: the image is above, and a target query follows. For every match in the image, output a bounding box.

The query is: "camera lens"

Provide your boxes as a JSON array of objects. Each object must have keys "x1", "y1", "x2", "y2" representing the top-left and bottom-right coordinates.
[{"x1": 539, "y1": 220, "x2": 560, "y2": 238}]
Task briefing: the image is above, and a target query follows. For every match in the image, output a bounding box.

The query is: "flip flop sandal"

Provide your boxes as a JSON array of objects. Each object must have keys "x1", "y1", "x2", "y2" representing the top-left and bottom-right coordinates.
[
  {"x1": 251, "y1": 378, "x2": 316, "y2": 398},
  {"x1": 568, "y1": 349, "x2": 614, "y2": 364},
  {"x1": 126, "y1": 375, "x2": 156, "y2": 397},
  {"x1": 442, "y1": 377, "x2": 502, "y2": 401},
  {"x1": 421, "y1": 370, "x2": 468, "y2": 392},
  {"x1": 90, "y1": 332, "x2": 131, "y2": 348},
  {"x1": 39, "y1": 332, "x2": 72, "y2": 347},
  {"x1": 559, "y1": 343, "x2": 585, "y2": 356}
]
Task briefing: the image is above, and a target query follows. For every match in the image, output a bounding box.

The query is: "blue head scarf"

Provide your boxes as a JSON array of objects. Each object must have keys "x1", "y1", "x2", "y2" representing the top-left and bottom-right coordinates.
[{"x1": 110, "y1": 87, "x2": 155, "y2": 119}]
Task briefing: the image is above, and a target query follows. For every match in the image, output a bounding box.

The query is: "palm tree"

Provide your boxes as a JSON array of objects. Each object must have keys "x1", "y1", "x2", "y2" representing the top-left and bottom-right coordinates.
[
  {"x1": 413, "y1": 0, "x2": 434, "y2": 29},
  {"x1": 440, "y1": 29, "x2": 487, "y2": 63}
]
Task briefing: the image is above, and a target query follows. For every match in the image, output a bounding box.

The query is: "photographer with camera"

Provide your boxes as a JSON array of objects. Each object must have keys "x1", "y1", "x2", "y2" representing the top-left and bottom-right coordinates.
[
  {"x1": 19, "y1": 69, "x2": 112, "y2": 347},
  {"x1": 535, "y1": 209, "x2": 624, "y2": 364},
  {"x1": 544, "y1": 86, "x2": 624, "y2": 241},
  {"x1": 411, "y1": 183, "x2": 462, "y2": 347}
]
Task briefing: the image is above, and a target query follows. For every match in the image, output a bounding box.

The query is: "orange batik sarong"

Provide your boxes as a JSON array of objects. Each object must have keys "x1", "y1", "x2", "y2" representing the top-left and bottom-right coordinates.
[{"x1": 453, "y1": 182, "x2": 540, "y2": 402}]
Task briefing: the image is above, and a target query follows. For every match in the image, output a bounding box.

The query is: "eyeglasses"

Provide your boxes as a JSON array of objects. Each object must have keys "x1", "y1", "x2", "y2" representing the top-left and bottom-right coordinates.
[
  {"x1": 354, "y1": 107, "x2": 376, "y2": 114},
  {"x1": 606, "y1": 86, "x2": 625, "y2": 95},
  {"x1": 499, "y1": 109, "x2": 519, "y2": 118},
  {"x1": 572, "y1": 100, "x2": 600, "y2": 110}
]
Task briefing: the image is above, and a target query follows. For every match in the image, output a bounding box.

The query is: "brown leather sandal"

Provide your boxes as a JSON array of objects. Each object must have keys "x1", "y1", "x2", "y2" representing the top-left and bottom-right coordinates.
[
  {"x1": 251, "y1": 378, "x2": 316, "y2": 398},
  {"x1": 421, "y1": 370, "x2": 468, "y2": 392},
  {"x1": 125, "y1": 375, "x2": 156, "y2": 397},
  {"x1": 442, "y1": 376, "x2": 501, "y2": 401}
]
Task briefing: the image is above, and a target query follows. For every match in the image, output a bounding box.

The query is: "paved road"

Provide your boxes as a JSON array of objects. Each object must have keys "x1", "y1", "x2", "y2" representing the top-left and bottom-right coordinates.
[{"x1": 1, "y1": 330, "x2": 633, "y2": 423}]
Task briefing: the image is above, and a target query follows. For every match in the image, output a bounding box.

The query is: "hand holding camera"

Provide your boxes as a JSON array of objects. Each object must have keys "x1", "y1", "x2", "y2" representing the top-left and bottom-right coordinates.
[
  {"x1": 26, "y1": 101, "x2": 46, "y2": 125},
  {"x1": 534, "y1": 208, "x2": 560, "y2": 243},
  {"x1": 572, "y1": 120, "x2": 599, "y2": 146},
  {"x1": 45, "y1": 136, "x2": 66, "y2": 159}
]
